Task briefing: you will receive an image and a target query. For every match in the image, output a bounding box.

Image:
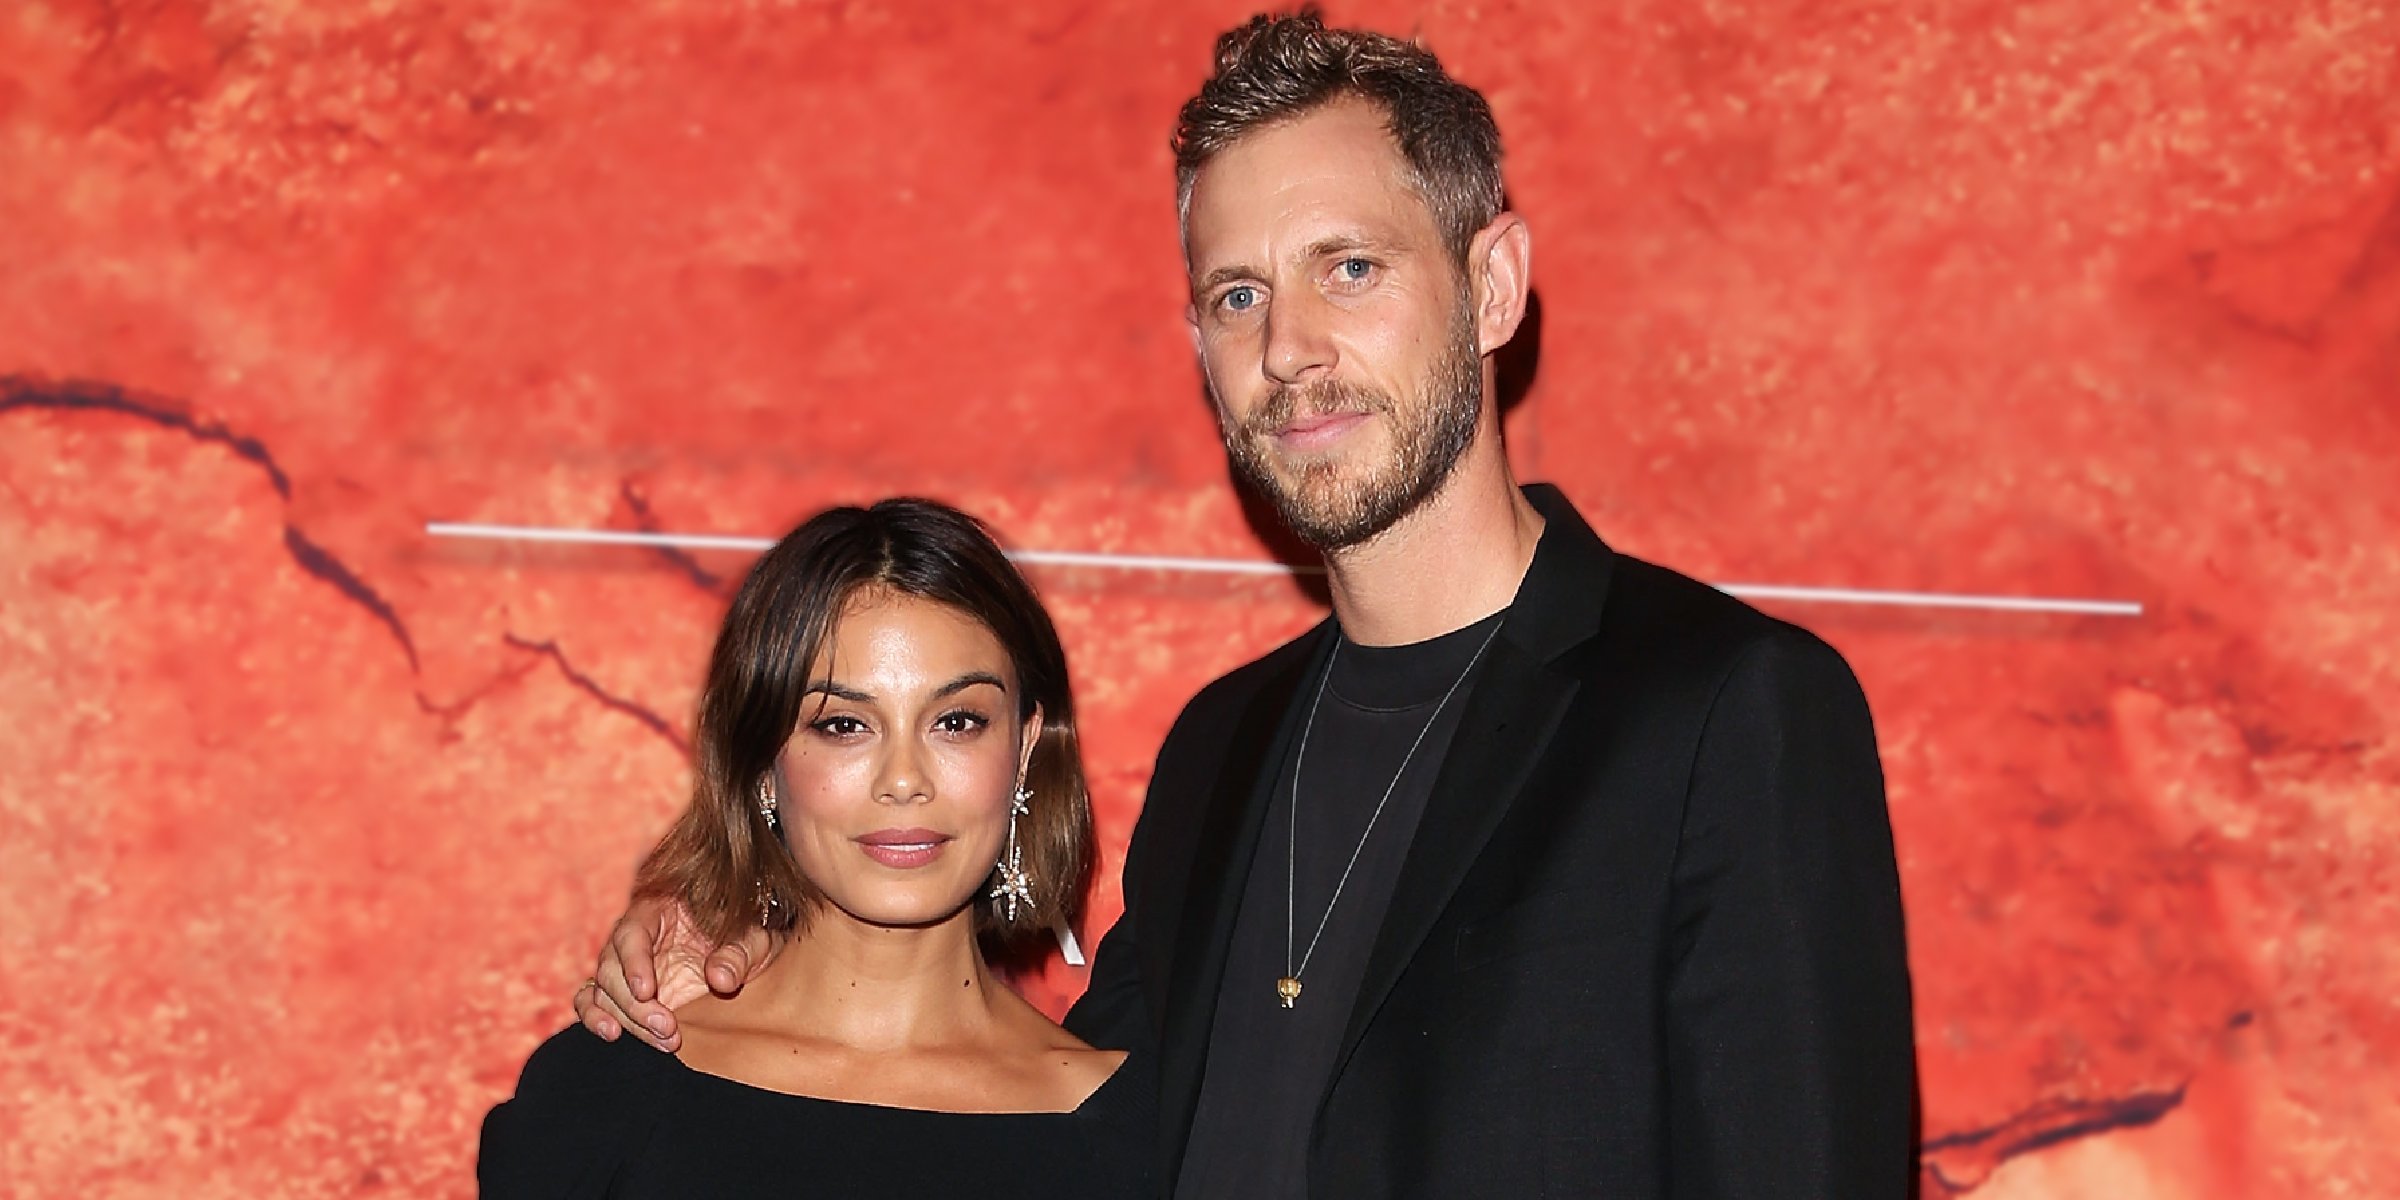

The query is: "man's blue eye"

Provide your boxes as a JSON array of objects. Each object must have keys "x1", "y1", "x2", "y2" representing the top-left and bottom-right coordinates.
[
  {"x1": 1338, "y1": 258, "x2": 1372, "y2": 280},
  {"x1": 1222, "y1": 286, "x2": 1258, "y2": 312}
]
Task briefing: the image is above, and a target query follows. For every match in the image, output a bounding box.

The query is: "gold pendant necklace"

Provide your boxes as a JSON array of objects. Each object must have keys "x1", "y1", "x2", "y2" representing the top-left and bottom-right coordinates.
[{"x1": 1281, "y1": 621, "x2": 1501, "y2": 1009}]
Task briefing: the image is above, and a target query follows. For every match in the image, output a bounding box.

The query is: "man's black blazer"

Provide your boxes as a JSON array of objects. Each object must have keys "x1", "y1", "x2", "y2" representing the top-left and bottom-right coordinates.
[{"x1": 1065, "y1": 484, "x2": 1915, "y2": 1198}]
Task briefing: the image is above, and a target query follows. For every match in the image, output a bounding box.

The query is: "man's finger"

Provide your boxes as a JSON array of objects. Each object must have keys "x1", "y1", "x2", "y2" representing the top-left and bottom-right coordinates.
[
  {"x1": 595, "y1": 945, "x2": 680, "y2": 1050},
  {"x1": 572, "y1": 980, "x2": 621, "y2": 1041},
  {"x1": 704, "y1": 942, "x2": 749, "y2": 996},
  {"x1": 609, "y1": 913, "x2": 661, "y2": 1004},
  {"x1": 595, "y1": 986, "x2": 673, "y2": 1052},
  {"x1": 704, "y1": 925, "x2": 780, "y2": 995}
]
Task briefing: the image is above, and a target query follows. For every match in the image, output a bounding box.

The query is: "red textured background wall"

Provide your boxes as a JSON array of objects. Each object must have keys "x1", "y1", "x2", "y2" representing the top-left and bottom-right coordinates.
[{"x1": 4, "y1": 1, "x2": 2397, "y2": 1195}]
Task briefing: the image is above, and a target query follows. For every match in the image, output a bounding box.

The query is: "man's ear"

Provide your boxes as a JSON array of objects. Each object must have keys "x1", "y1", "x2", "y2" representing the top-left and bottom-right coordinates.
[{"x1": 1469, "y1": 213, "x2": 1532, "y2": 357}]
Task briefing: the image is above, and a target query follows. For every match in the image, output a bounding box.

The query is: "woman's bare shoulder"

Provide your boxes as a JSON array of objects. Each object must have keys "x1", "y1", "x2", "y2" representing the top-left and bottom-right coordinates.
[{"x1": 1004, "y1": 999, "x2": 1131, "y2": 1108}]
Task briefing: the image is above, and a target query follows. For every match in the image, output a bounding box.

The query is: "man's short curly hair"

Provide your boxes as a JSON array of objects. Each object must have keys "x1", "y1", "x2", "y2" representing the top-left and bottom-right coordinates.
[{"x1": 1173, "y1": 6, "x2": 1505, "y2": 265}]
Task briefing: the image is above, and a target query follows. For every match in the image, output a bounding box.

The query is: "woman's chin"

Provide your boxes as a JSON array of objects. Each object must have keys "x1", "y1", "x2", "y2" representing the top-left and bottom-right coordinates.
[{"x1": 819, "y1": 892, "x2": 979, "y2": 934}]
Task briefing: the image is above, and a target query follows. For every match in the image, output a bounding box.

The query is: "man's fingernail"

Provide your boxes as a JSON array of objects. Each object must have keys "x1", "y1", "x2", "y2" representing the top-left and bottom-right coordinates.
[{"x1": 646, "y1": 1015, "x2": 672, "y2": 1037}]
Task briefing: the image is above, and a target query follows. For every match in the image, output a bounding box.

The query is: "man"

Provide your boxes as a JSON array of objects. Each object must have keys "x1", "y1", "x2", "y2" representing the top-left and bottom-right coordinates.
[{"x1": 576, "y1": 10, "x2": 1913, "y2": 1196}]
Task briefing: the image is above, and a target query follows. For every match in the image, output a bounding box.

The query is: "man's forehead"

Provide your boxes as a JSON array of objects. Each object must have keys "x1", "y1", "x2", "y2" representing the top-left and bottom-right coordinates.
[{"x1": 1181, "y1": 101, "x2": 1435, "y2": 276}]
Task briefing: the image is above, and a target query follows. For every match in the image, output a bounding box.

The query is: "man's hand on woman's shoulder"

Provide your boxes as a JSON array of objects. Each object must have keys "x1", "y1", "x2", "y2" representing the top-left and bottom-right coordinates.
[{"x1": 572, "y1": 895, "x2": 780, "y2": 1052}]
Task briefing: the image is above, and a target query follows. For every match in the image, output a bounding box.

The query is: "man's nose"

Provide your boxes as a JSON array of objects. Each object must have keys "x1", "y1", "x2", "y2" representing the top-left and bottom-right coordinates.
[{"x1": 1262, "y1": 288, "x2": 1336, "y2": 385}]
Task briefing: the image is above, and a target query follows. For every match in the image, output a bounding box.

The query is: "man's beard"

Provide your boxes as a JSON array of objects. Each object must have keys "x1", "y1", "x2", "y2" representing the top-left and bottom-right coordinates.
[{"x1": 1217, "y1": 306, "x2": 1485, "y2": 551}]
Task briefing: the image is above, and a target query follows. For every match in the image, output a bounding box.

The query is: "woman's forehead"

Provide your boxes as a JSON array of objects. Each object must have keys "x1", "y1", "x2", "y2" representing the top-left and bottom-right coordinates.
[{"x1": 813, "y1": 589, "x2": 1015, "y2": 683}]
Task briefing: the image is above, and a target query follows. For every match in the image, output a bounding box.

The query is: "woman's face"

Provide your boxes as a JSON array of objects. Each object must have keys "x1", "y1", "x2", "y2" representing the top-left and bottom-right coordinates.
[{"x1": 777, "y1": 589, "x2": 1041, "y2": 932}]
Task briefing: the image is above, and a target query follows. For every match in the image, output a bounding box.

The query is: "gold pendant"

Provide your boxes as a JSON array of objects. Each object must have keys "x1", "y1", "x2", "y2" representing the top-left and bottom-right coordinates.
[{"x1": 1276, "y1": 976, "x2": 1303, "y2": 1008}]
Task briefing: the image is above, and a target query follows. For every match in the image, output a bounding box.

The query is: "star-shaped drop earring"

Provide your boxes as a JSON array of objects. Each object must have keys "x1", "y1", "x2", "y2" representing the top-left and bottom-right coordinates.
[
  {"x1": 988, "y1": 850, "x2": 1035, "y2": 923},
  {"x1": 988, "y1": 784, "x2": 1036, "y2": 923}
]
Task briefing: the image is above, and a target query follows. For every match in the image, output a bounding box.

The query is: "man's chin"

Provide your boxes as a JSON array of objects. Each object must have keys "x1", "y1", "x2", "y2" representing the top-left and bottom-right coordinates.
[
  {"x1": 1228, "y1": 448, "x2": 1411, "y2": 548},
  {"x1": 1264, "y1": 481, "x2": 1400, "y2": 550}
]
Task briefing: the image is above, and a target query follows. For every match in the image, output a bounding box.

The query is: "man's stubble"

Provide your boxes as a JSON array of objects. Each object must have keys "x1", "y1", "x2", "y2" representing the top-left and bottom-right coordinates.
[{"x1": 1216, "y1": 298, "x2": 1485, "y2": 551}]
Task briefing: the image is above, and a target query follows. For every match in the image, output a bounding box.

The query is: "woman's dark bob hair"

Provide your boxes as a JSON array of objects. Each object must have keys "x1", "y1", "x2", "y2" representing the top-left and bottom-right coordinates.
[{"x1": 633, "y1": 498, "x2": 1093, "y2": 955}]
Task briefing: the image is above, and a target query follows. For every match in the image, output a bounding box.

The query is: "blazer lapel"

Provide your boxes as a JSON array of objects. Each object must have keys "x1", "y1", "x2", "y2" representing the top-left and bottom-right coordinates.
[
  {"x1": 1328, "y1": 483, "x2": 1617, "y2": 1086},
  {"x1": 1328, "y1": 635, "x2": 1579, "y2": 1075},
  {"x1": 1156, "y1": 624, "x2": 1333, "y2": 1179}
]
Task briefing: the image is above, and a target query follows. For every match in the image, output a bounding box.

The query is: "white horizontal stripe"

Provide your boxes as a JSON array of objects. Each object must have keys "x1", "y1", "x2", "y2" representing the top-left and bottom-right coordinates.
[
  {"x1": 426, "y1": 521, "x2": 2142, "y2": 616},
  {"x1": 1712, "y1": 583, "x2": 2141, "y2": 617},
  {"x1": 1006, "y1": 548, "x2": 1322, "y2": 576},
  {"x1": 428, "y1": 522, "x2": 780, "y2": 552}
]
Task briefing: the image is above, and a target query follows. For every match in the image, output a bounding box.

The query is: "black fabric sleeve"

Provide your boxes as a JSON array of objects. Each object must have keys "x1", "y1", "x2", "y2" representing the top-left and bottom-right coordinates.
[
  {"x1": 1063, "y1": 903, "x2": 1146, "y2": 1051},
  {"x1": 477, "y1": 1026, "x2": 674, "y2": 1199},
  {"x1": 1064, "y1": 773, "x2": 1156, "y2": 1052},
  {"x1": 1664, "y1": 629, "x2": 1916, "y2": 1199},
  {"x1": 1066, "y1": 720, "x2": 1185, "y2": 1053}
]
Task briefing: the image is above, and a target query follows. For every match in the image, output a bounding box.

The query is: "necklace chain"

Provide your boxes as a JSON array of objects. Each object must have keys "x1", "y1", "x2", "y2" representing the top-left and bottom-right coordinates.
[{"x1": 1283, "y1": 620, "x2": 1502, "y2": 1002}]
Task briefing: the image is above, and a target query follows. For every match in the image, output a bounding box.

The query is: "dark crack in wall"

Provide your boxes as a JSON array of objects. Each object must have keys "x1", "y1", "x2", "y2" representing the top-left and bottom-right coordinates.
[{"x1": 2, "y1": 376, "x2": 419, "y2": 672}]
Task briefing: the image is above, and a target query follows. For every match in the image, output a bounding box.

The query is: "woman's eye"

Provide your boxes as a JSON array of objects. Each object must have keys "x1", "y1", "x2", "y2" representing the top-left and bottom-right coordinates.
[
  {"x1": 812, "y1": 715, "x2": 868, "y2": 737},
  {"x1": 934, "y1": 711, "x2": 990, "y2": 735},
  {"x1": 1220, "y1": 285, "x2": 1260, "y2": 313}
]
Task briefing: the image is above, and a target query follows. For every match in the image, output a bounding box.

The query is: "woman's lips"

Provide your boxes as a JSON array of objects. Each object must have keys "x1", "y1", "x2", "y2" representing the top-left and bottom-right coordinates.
[{"x1": 855, "y1": 828, "x2": 951, "y2": 869}]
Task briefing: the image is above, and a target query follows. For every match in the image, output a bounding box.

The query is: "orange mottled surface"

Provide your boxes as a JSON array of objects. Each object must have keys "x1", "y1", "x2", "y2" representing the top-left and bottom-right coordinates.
[{"x1": 2, "y1": 1, "x2": 2396, "y2": 1196}]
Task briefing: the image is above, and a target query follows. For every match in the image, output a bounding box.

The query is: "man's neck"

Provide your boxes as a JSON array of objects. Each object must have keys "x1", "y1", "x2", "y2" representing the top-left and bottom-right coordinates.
[{"x1": 1322, "y1": 443, "x2": 1544, "y2": 647}]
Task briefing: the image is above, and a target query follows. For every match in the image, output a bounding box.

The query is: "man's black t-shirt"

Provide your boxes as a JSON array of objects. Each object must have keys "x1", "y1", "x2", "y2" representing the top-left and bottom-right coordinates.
[{"x1": 1175, "y1": 612, "x2": 1504, "y2": 1198}]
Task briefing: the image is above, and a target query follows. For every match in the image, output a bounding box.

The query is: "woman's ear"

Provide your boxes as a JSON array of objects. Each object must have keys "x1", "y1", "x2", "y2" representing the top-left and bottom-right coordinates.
[{"x1": 1018, "y1": 703, "x2": 1046, "y2": 780}]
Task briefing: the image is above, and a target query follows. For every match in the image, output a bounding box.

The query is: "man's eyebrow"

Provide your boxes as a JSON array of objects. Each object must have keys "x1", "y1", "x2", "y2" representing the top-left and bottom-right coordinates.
[
  {"x1": 1192, "y1": 263, "x2": 1259, "y2": 299},
  {"x1": 1299, "y1": 233, "x2": 1405, "y2": 261},
  {"x1": 935, "y1": 671, "x2": 1009, "y2": 698},
  {"x1": 803, "y1": 680, "x2": 873, "y2": 702}
]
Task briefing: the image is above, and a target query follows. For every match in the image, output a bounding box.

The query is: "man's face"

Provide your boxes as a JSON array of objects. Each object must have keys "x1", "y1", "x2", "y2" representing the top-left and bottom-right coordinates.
[{"x1": 1183, "y1": 98, "x2": 1486, "y2": 551}]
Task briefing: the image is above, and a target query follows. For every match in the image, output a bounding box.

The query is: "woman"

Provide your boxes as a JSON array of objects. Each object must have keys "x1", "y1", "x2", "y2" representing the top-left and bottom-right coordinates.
[{"x1": 479, "y1": 499, "x2": 1152, "y2": 1197}]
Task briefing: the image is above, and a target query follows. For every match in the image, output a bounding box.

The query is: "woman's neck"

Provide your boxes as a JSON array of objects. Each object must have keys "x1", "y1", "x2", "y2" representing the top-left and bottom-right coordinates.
[{"x1": 726, "y1": 910, "x2": 1014, "y2": 1051}]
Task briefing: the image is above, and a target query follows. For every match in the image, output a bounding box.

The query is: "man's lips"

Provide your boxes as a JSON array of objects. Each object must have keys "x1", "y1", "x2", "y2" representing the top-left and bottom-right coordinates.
[
  {"x1": 854, "y1": 828, "x2": 951, "y2": 869},
  {"x1": 1273, "y1": 410, "x2": 1370, "y2": 451}
]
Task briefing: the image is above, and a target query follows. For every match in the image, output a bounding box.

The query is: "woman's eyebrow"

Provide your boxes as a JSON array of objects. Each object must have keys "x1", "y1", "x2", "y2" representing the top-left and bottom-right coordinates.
[
  {"x1": 935, "y1": 672, "x2": 1008, "y2": 698},
  {"x1": 802, "y1": 680, "x2": 873, "y2": 702}
]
